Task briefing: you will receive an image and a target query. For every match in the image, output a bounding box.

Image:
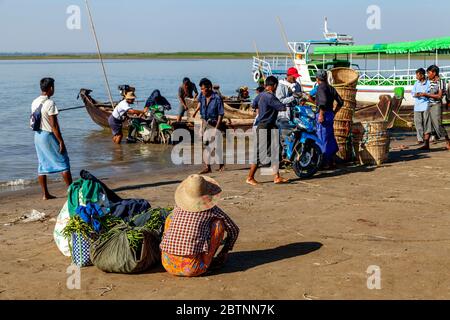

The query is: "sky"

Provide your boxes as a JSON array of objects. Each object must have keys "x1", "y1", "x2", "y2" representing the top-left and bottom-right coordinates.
[{"x1": 1, "y1": 0, "x2": 450, "y2": 53}]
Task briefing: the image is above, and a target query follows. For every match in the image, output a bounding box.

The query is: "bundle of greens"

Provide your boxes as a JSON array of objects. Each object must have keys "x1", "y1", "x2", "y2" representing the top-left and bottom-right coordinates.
[
  {"x1": 62, "y1": 216, "x2": 95, "y2": 239},
  {"x1": 90, "y1": 206, "x2": 172, "y2": 274}
]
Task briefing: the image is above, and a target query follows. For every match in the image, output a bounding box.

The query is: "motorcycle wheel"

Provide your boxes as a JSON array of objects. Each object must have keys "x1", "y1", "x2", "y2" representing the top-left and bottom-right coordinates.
[{"x1": 292, "y1": 142, "x2": 322, "y2": 179}]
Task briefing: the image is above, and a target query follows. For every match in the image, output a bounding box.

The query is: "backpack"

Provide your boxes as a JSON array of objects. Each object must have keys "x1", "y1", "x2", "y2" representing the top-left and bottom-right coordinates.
[{"x1": 30, "y1": 103, "x2": 43, "y2": 131}]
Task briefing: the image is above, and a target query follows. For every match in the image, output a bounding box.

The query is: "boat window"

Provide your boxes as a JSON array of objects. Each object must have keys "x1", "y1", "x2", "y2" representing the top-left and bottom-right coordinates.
[{"x1": 296, "y1": 43, "x2": 306, "y2": 53}]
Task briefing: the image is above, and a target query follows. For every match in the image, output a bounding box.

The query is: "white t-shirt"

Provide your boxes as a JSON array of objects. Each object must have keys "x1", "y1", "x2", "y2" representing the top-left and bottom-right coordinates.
[
  {"x1": 112, "y1": 100, "x2": 132, "y2": 120},
  {"x1": 31, "y1": 95, "x2": 58, "y2": 132}
]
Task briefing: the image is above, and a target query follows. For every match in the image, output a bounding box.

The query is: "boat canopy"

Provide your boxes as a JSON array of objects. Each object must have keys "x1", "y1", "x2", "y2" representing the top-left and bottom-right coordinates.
[{"x1": 312, "y1": 37, "x2": 450, "y2": 55}]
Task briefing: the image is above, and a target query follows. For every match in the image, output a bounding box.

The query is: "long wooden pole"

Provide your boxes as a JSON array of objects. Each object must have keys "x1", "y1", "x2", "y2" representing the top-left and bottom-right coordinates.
[
  {"x1": 276, "y1": 16, "x2": 294, "y2": 62},
  {"x1": 84, "y1": 0, "x2": 114, "y2": 107}
]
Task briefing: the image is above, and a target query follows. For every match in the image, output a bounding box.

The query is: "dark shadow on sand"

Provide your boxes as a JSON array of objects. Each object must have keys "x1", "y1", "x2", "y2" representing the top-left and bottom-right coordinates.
[
  {"x1": 113, "y1": 180, "x2": 183, "y2": 192},
  {"x1": 214, "y1": 242, "x2": 322, "y2": 275},
  {"x1": 388, "y1": 147, "x2": 444, "y2": 163}
]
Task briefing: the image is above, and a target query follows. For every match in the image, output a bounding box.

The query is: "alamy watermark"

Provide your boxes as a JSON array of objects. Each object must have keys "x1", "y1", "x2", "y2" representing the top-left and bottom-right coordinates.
[
  {"x1": 66, "y1": 5, "x2": 81, "y2": 30},
  {"x1": 366, "y1": 265, "x2": 381, "y2": 290},
  {"x1": 66, "y1": 265, "x2": 81, "y2": 290},
  {"x1": 366, "y1": 5, "x2": 381, "y2": 30},
  {"x1": 170, "y1": 124, "x2": 281, "y2": 175}
]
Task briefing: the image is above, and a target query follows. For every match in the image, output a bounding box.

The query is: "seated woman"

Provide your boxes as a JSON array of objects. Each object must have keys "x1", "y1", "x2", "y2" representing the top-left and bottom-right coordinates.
[{"x1": 160, "y1": 174, "x2": 240, "y2": 277}]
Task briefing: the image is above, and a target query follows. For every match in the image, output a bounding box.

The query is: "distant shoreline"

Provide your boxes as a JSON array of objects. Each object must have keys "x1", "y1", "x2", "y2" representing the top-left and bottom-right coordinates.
[{"x1": 0, "y1": 52, "x2": 287, "y2": 60}]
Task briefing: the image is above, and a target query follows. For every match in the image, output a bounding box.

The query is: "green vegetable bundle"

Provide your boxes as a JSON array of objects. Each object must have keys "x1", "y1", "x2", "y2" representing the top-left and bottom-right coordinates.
[
  {"x1": 90, "y1": 207, "x2": 172, "y2": 274},
  {"x1": 62, "y1": 216, "x2": 95, "y2": 239}
]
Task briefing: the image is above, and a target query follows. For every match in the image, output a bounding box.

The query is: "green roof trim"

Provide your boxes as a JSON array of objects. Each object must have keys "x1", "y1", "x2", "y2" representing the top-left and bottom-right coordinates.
[{"x1": 312, "y1": 37, "x2": 450, "y2": 55}]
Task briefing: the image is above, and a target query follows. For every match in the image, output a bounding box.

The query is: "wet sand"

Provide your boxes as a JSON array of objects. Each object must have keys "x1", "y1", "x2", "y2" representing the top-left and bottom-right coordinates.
[{"x1": 0, "y1": 138, "x2": 449, "y2": 300}]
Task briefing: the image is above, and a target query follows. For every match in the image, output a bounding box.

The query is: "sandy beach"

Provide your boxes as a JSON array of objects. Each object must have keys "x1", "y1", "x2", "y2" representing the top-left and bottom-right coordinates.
[{"x1": 0, "y1": 137, "x2": 449, "y2": 300}]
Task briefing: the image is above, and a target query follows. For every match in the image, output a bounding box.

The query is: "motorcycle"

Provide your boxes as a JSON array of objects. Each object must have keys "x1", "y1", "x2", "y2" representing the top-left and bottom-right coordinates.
[
  {"x1": 283, "y1": 103, "x2": 324, "y2": 179},
  {"x1": 127, "y1": 104, "x2": 173, "y2": 144},
  {"x1": 147, "y1": 104, "x2": 173, "y2": 144}
]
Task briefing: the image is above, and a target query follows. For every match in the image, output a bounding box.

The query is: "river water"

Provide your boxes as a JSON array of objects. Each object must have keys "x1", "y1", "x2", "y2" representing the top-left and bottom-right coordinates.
[{"x1": 0, "y1": 59, "x2": 256, "y2": 192}]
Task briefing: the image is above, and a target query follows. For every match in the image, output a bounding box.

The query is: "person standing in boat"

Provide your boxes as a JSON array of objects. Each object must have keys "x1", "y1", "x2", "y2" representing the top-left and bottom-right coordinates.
[
  {"x1": 192, "y1": 78, "x2": 225, "y2": 174},
  {"x1": 313, "y1": 70, "x2": 343, "y2": 169},
  {"x1": 419, "y1": 65, "x2": 450, "y2": 150},
  {"x1": 31, "y1": 78, "x2": 72, "y2": 200},
  {"x1": 177, "y1": 77, "x2": 198, "y2": 122},
  {"x1": 411, "y1": 68, "x2": 431, "y2": 145},
  {"x1": 108, "y1": 91, "x2": 146, "y2": 144}
]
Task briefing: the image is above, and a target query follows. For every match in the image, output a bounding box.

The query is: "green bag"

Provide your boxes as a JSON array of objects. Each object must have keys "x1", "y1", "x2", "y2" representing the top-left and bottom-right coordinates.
[{"x1": 90, "y1": 223, "x2": 161, "y2": 274}]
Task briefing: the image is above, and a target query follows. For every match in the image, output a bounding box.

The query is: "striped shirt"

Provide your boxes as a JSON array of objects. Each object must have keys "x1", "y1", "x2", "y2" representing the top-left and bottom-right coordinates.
[
  {"x1": 160, "y1": 206, "x2": 240, "y2": 256},
  {"x1": 429, "y1": 79, "x2": 446, "y2": 104}
]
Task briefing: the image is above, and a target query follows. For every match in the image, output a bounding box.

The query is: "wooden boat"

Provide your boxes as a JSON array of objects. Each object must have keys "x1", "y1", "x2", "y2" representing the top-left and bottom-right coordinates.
[
  {"x1": 78, "y1": 88, "x2": 119, "y2": 129},
  {"x1": 184, "y1": 97, "x2": 255, "y2": 120},
  {"x1": 78, "y1": 89, "x2": 255, "y2": 131},
  {"x1": 355, "y1": 93, "x2": 406, "y2": 129}
]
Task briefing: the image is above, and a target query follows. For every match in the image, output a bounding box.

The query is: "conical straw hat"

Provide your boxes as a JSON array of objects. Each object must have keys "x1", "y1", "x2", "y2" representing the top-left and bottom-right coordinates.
[{"x1": 175, "y1": 174, "x2": 222, "y2": 212}]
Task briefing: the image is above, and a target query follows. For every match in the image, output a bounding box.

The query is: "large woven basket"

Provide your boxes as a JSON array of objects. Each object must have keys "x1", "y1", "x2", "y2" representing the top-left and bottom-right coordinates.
[
  {"x1": 354, "y1": 121, "x2": 391, "y2": 165},
  {"x1": 358, "y1": 143, "x2": 390, "y2": 166},
  {"x1": 331, "y1": 68, "x2": 359, "y2": 114},
  {"x1": 361, "y1": 121, "x2": 388, "y2": 134},
  {"x1": 334, "y1": 119, "x2": 352, "y2": 137},
  {"x1": 330, "y1": 68, "x2": 360, "y2": 88},
  {"x1": 335, "y1": 106, "x2": 354, "y2": 121},
  {"x1": 335, "y1": 135, "x2": 352, "y2": 162}
]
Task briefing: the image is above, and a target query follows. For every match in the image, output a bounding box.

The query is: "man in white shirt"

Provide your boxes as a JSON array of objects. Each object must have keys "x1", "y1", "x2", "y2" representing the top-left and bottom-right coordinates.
[
  {"x1": 108, "y1": 91, "x2": 146, "y2": 144},
  {"x1": 31, "y1": 78, "x2": 72, "y2": 200}
]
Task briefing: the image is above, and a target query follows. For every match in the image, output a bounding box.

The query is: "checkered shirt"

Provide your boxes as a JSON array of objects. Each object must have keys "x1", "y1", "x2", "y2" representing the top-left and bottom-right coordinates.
[{"x1": 160, "y1": 206, "x2": 239, "y2": 256}]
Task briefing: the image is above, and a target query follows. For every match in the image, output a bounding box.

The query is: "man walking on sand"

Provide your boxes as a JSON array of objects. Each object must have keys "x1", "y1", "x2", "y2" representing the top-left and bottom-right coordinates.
[
  {"x1": 193, "y1": 78, "x2": 225, "y2": 174},
  {"x1": 247, "y1": 76, "x2": 289, "y2": 186},
  {"x1": 31, "y1": 78, "x2": 73, "y2": 200}
]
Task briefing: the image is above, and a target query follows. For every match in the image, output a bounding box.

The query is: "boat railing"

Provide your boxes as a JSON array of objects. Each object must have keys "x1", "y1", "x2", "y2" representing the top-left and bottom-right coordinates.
[
  {"x1": 252, "y1": 56, "x2": 293, "y2": 76},
  {"x1": 253, "y1": 57, "x2": 450, "y2": 86},
  {"x1": 358, "y1": 66, "x2": 450, "y2": 86}
]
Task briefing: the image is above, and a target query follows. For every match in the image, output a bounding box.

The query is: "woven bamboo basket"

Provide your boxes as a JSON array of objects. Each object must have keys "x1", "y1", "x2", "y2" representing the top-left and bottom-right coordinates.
[
  {"x1": 361, "y1": 121, "x2": 388, "y2": 134},
  {"x1": 335, "y1": 135, "x2": 352, "y2": 162},
  {"x1": 331, "y1": 68, "x2": 359, "y2": 116},
  {"x1": 330, "y1": 68, "x2": 360, "y2": 87},
  {"x1": 355, "y1": 121, "x2": 391, "y2": 165},
  {"x1": 358, "y1": 143, "x2": 390, "y2": 166},
  {"x1": 335, "y1": 107, "x2": 354, "y2": 121},
  {"x1": 334, "y1": 119, "x2": 352, "y2": 137}
]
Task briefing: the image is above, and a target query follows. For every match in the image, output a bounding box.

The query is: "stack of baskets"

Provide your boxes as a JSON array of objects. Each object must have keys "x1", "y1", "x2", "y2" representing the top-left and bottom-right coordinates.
[
  {"x1": 330, "y1": 68, "x2": 360, "y2": 162},
  {"x1": 351, "y1": 121, "x2": 390, "y2": 166}
]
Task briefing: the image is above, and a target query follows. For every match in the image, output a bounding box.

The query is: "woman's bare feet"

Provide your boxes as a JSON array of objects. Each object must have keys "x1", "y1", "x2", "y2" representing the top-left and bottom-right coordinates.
[
  {"x1": 43, "y1": 194, "x2": 56, "y2": 200},
  {"x1": 246, "y1": 178, "x2": 259, "y2": 186},
  {"x1": 417, "y1": 144, "x2": 430, "y2": 151}
]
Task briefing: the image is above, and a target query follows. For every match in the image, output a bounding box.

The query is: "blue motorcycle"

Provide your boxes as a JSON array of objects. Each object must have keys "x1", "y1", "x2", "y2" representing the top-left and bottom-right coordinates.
[{"x1": 283, "y1": 104, "x2": 324, "y2": 179}]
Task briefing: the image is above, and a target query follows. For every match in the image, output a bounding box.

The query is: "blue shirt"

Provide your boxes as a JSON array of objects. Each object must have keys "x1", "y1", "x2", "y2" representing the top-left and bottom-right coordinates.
[
  {"x1": 411, "y1": 79, "x2": 430, "y2": 112},
  {"x1": 252, "y1": 93, "x2": 262, "y2": 126},
  {"x1": 257, "y1": 91, "x2": 286, "y2": 126},
  {"x1": 198, "y1": 92, "x2": 224, "y2": 121}
]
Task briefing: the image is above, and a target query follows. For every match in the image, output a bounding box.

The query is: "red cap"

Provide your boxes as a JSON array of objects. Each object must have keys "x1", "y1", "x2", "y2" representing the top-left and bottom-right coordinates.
[{"x1": 287, "y1": 67, "x2": 301, "y2": 78}]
